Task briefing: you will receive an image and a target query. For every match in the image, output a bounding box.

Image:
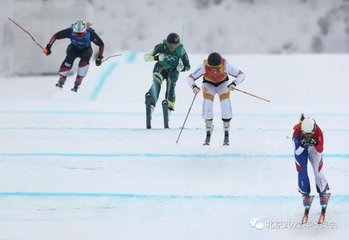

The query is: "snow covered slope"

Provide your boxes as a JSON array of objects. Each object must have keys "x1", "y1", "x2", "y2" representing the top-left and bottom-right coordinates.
[{"x1": 0, "y1": 53, "x2": 348, "y2": 239}]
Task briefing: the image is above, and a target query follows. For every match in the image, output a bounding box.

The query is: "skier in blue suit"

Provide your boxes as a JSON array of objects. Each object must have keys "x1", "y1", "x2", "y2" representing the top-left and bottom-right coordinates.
[{"x1": 44, "y1": 20, "x2": 104, "y2": 92}]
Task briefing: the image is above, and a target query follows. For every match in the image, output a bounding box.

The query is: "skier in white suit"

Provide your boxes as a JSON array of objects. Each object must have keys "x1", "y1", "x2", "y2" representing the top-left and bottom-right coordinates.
[{"x1": 186, "y1": 52, "x2": 245, "y2": 145}]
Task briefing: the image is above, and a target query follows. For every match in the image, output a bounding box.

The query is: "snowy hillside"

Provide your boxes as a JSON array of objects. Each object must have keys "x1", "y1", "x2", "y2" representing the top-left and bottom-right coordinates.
[
  {"x1": 92, "y1": 0, "x2": 349, "y2": 54},
  {"x1": 2, "y1": 0, "x2": 349, "y2": 75}
]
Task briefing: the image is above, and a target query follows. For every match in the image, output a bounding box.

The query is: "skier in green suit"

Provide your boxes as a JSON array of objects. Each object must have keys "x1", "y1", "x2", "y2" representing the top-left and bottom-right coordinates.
[{"x1": 144, "y1": 33, "x2": 190, "y2": 115}]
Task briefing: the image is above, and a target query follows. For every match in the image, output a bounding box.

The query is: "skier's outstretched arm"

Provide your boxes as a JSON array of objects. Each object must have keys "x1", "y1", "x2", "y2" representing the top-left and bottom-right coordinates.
[
  {"x1": 90, "y1": 31, "x2": 105, "y2": 66},
  {"x1": 180, "y1": 51, "x2": 190, "y2": 72},
  {"x1": 43, "y1": 28, "x2": 71, "y2": 56},
  {"x1": 144, "y1": 43, "x2": 163, "y2": 62}
]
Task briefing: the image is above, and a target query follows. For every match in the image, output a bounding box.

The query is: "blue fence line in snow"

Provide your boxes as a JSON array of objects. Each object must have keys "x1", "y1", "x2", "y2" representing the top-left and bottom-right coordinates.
[
  {"x1": 126, "y1": 51, "x2": 138, "y2": 63},
  {"x1": 0, "y1": 152, "x2": 348, "y2": 159},
  {"x1": 88, "y1": 51, "x2": 137, "y2": 100},
  {"x1": 89, "y1": 62, "x2": 118, "y2": 100},
  {"x1": 0, "y1": 192, "x2": 348, "y2": 202}
]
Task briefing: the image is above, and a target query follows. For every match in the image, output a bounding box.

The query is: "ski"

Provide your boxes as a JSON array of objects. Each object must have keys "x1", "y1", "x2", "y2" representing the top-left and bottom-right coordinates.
[
  {"x1": 301, "y1": 195, "x2": 314, "y2": 224},
  {"x1": 318, "y1": 193, "x2": 331, "y2": 224},
  {"x1": 203, "y1": 131, "x2": 211, "y2": 145},
  {"x1": 162, "y1": 99, "x2": 169, "y2": 129},
  {"x1": 223, "y1": 131, "x2": 229, "y2": 146},
  {"x1": 145, "y1": 93, "x2": 152, "y2": 129}
]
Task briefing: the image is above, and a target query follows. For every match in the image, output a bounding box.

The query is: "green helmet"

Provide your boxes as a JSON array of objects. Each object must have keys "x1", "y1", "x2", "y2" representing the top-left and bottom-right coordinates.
[
  {"x1": 166, "y1": 33, "x2": 180, "y2": 44},
  {"x1": 166, "y1": 33, "x2": 180, "y2": 52}
]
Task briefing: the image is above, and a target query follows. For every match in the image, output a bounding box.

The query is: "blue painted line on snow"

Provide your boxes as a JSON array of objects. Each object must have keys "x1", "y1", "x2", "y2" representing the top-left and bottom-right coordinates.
[
  {"x1": 0, "y1": 127, "x2": 197, "y2": 131},
  {"x1": 0, "y1": 110, "x2": 144, "y2": 115},
  {"x1": 0, "y1": 127, "x2": 348, "y2": 132},
  {"x1": 89, "y1": 62, "x2": 117, "y2": 100},
  {"x1": 0, "y1": 152, "x2": 348, "y2": 159},
  {"x1": 126, "y1": 51, "x2": 137, "y2": 63},
  {"x1": 0, "y1": 192, "x2": 348, "y2": 202},
  {"x1": 1, "y1": 110, "x2": 349, "y2": 119}
]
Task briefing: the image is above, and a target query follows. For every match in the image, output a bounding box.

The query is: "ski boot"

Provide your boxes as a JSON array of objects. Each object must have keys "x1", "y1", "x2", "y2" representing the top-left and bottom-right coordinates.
[
  {"x1": 162, "y1": 99, "x2": 169, "y2": 128},
  {"x1": 145, "y1": 92, "x2": 154, "y2": 129},
  {"x1": 203, "y1": 119, "x2": 213, "y2": 145},
  {"x1": 71, "y1": 86, "x2": 79, "y2": 92},
  {"x1": 303, "y1": 194, "x2": 314, "y2": 208},
  {"x1": 318, "y1": 192, "x2": 331, "y2": 224},
  {"x1": 223, "y1": 120, "x2": 230, "y2": 146},
  {"x1": 320, "y1": 192, "x2": 331, "y2": 208},
  {"x1": 223, "y1": 131, "x2": 229, "y2": 146},
  {"x1": 301, "y1": 194, "x2": 314, "y2": 224},
  {"x1": 56, "y1": 75, "x2": 66, "y2": 88},
  {"x1": 71, "y1": 76, "x2": 83, "y2": 92}
]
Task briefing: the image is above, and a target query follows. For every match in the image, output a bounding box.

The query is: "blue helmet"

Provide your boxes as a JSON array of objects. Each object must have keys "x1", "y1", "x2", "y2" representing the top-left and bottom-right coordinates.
[{"x1": 73, "y1": 20, "x2": 87, "y2": 35}]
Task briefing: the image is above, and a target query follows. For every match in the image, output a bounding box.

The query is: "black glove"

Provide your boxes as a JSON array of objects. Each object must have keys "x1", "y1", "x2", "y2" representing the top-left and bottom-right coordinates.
[
  {"x1": 43, "y1": 44, "x2": 51, "y2": 56},
  {"x1": 192, "y1": 84, "x2": 200, "y2": 94},
  {"x1": 301, "y1": 138, "x2": 317, "y2": 147},
  {"x1": 227, "y1": 82, "x2": 236, "y2": 91},
  {"x1": 96, "y1": 56, "x2": 103, "y2": 66}
]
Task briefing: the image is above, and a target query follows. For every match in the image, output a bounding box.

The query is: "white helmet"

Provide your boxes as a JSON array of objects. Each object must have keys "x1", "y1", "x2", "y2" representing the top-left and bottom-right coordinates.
[
  {"x1": 72, "y1": 20, "x2": 87, "y2": 34},
  {"x1": 301, "y1": 118, "x2": 316, "y2": 134}
]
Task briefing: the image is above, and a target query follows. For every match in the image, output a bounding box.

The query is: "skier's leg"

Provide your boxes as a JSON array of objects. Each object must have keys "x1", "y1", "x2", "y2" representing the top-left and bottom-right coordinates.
[
  {"x1": 217, "y1": 82, "x2": 232, "y2": 144},
  {"x1": 202, "y1": 94, "x2": 214, "y2": 126},
  {"x1": 202, "y1": 83, "x2": 216, "y2": 145},
  {"x1": 295, "y1": 150, "x2": 311, "y2": 197},
  {"x1": 147, "y1": 64, "x2": 164, "y2": 108},
  {"x1": 308, "y1": 147, "x2": 330, "y2": 203},
  {"x1": 72, "y1": 48, "x2": 92, "y2": 91},
  {"x1": 223, "y1": 120, "x2": 230, "y2": 132},
  {"x1": 73, "y1": 60, "x2": 89, "y2": 90},
  {"x1": 202, "y1": 83, "x2": 216, "y2": 120},
  {"x1": 57, "y1": 45, "x2": 76, "y2": 87},
  {"x1": 217, "y1": 82, "x2": 232, "y2": 120},
  {"x1": 165, "y1": 70, "x2": 179, "y2": 111}
]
